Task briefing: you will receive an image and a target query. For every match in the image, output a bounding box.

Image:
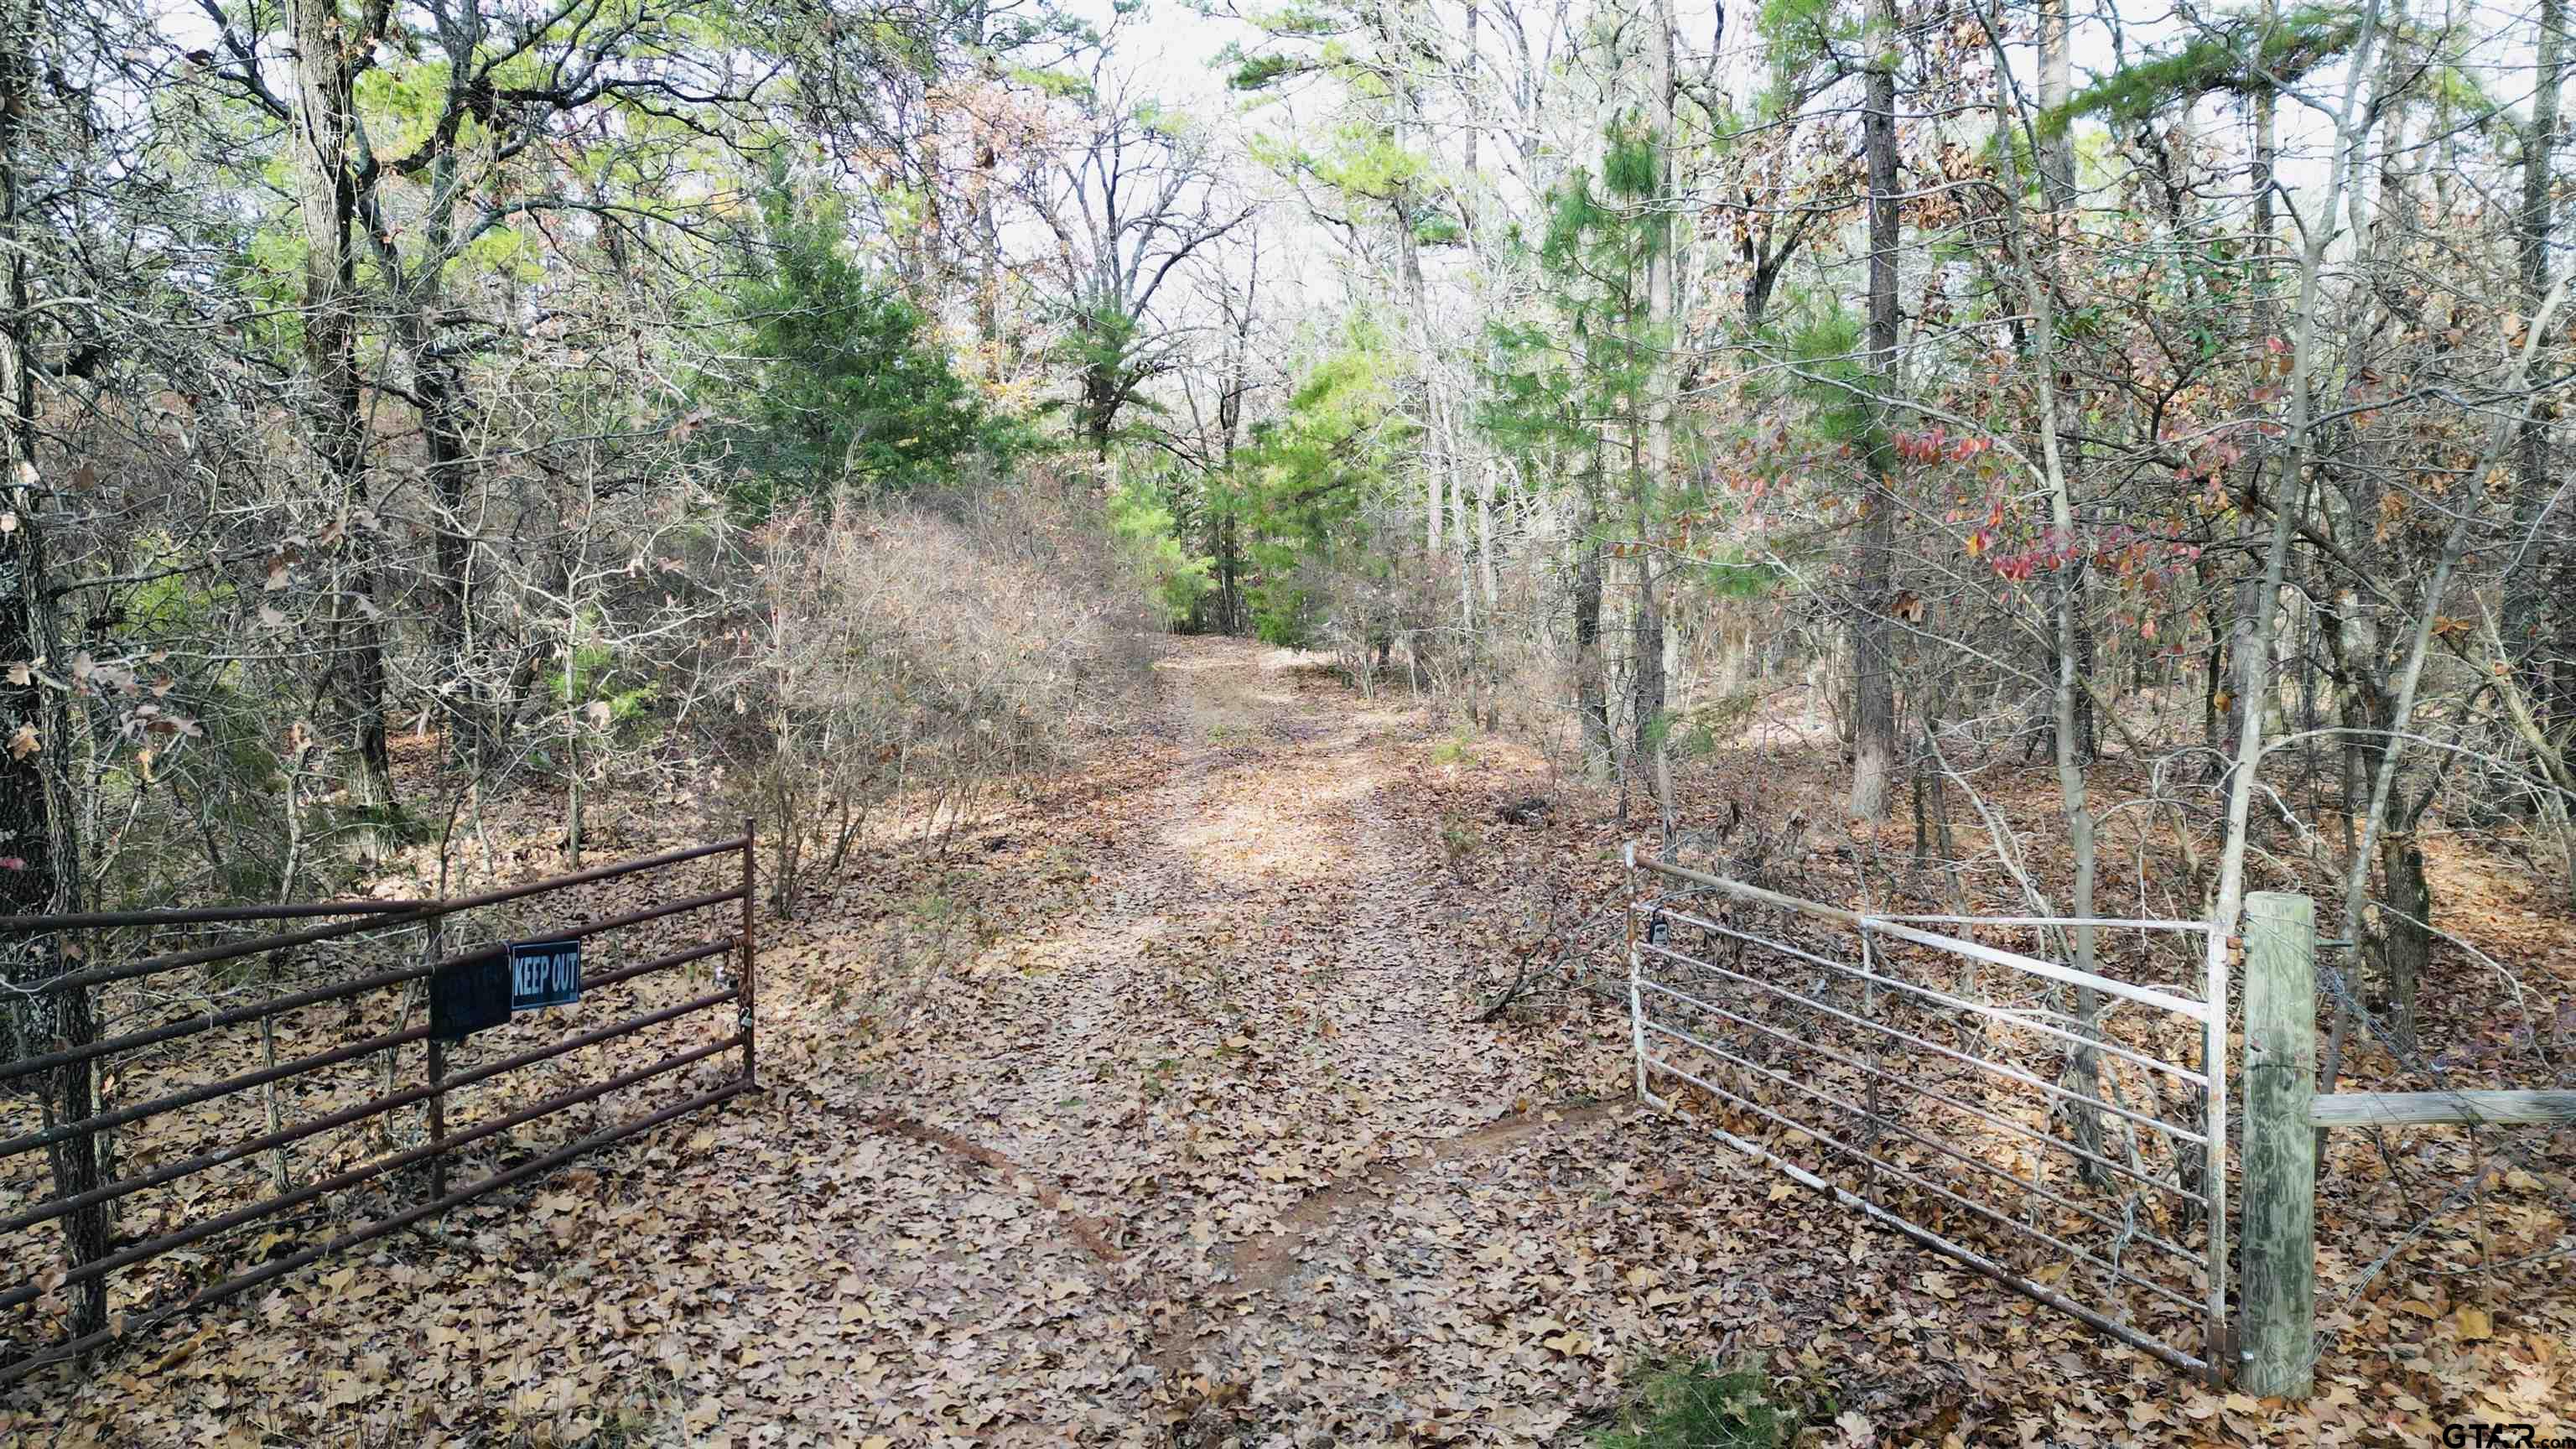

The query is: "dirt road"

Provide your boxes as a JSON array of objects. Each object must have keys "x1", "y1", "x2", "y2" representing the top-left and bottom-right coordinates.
[{"x1": 810, "y1": 636, "x2": 1643, "y2": 1444}]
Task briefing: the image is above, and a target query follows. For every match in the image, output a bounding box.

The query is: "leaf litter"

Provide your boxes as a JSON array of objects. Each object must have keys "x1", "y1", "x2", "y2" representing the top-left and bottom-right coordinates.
[{"x1": 4, "y1": 636, "x2": 2574, "y2": 1445}]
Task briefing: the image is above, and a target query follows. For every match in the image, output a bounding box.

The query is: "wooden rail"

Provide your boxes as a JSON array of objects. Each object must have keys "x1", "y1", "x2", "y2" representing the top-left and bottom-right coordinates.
[{"x1": 2309, "y1": 1089, "x2": 2576, "y2": 1128}]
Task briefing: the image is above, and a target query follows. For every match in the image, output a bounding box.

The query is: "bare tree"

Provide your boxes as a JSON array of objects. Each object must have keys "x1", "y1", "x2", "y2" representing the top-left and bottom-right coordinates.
[{"x1": 1023, "y1": 61, "x2": 1255, "y2": 456}]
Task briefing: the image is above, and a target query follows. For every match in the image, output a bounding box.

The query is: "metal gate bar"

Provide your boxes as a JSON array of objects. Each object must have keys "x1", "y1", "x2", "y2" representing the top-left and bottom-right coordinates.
[
  {"x1": 29, "y1": 837, "x2": 747, "y2": 995},
  {"x1": 1632, "y1": 984, "x2": 2204, "y2": 1262},
  {"x1": 0, "y1": 946, "x2": 733, "y2": 1241},
  {"x1": 1655, "y1": 904, "x2": 2208, "y2": 1083},
  {"x1": 0, "y1": 1030, "x2": 745, "y2": 1318},
  {"x1": 0, "y1": 826, "x2": 761, "y2": 1385},
  {"x1": 0, "y1": 885, "x2": 742, "y2": 1086},
  {"x1": 1624, "y1": 846, "x2": 2225, "y2": 1382},
  {"x1": 1639, "y1": 933, "x2": 2206, "y2": 1141},
  {"x1": 1637, "y1": 970, "x2": 2194, "y2": 1203},
  {"x1": 1640, "y1": 1049, "x2": 2213, "y2": 1377},
  {"x1": 1635, "y1": 1016, "x2": 2205, "y2": 1314}
]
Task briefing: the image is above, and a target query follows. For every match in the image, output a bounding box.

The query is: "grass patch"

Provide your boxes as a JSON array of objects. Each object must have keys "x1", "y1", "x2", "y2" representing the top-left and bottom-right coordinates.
[
  {"x1": 1591, "y1": 1360, "x2": 1817, "y2": 1449},
  {"x1": 1431, "y1": 727, "x2": 1480, "y2": 766}
]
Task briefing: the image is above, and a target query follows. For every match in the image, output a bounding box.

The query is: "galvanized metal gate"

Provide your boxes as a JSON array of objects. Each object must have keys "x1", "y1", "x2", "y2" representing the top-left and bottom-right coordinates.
[
  {"x1": 0, "y1": 829, "x2": 760, "y2": 1384},
  {"x1": 1624, "y1": 848, "x2": 2225, "y2": 1380}
]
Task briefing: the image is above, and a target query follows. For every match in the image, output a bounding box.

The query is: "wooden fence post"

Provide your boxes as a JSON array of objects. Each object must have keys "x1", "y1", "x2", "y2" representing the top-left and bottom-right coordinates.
[{"x1": 2241, "y1": 891, "x2": 2317, "y2": 1398}]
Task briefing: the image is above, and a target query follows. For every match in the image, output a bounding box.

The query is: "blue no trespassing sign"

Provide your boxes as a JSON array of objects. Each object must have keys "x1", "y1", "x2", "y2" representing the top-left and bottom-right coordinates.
[{"x1": 509, "y1": 939, "x2": 582, "y2": 1010}]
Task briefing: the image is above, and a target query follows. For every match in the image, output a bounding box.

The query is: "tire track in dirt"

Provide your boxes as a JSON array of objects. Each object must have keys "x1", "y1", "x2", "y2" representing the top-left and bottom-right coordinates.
[
  {"x1": 834, "y1": 1105, "x2": 1125, "y2": 1265},
  {"x1": 1228, "y1": 1100, "x2": 1633, "y2": 1297}
]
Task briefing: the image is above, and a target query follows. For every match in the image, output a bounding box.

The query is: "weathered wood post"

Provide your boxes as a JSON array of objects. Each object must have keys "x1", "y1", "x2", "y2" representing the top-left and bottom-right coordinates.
[{"x1": 2241, "y1": 891, "x2": 2317, "y2": 1398}]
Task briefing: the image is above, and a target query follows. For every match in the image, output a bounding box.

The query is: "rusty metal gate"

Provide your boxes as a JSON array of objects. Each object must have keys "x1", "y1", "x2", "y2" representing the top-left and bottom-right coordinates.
[
  {"x1": 1624, "y1": 848, "x2": 2225, "y2": 1380},
  {"x1": 0, "y1": 828, "x2": 760, "y2": 1384}
]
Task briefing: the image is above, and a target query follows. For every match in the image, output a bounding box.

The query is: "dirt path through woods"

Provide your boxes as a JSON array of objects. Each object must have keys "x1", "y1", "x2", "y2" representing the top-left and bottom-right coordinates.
[{"x1": 808, "y1": 636, "x2": 1638, "y2": 1441}]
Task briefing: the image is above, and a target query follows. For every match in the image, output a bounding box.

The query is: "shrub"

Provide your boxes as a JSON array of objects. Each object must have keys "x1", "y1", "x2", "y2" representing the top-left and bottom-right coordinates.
[{"x1": 711, "y1": 478, "x2": 1159, "y2": 916}]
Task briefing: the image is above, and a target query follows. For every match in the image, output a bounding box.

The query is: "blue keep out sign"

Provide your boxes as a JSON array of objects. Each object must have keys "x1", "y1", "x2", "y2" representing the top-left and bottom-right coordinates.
[{"x1": 509, "y1": 939, "x2": 582, "y2": 1011}]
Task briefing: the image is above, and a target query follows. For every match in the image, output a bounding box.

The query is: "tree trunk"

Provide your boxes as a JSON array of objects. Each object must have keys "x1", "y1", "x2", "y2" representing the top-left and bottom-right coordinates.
[
  {"x1": 287, "y1": 0, "x2": 396, "y2": 861},
  {"x1": 1478, "y1": 461, "x2": 1498, "y2": 611},
  {"x1": 1214, "y1": 272, "x2": 1254, "y2": 637},
  {"x1": 2376, "y1": 822, "x2": 2433, "y2": 1045},
  {"x1": 400, "y1": 23, "x2": 487, "y2": 769},
  {"x1": 1085, "y1": 366, "x2": 1119, "y2": 458},
  {"x1": 2509, "y1": 0, "x2": 2567, "y2": 718},
  {"x1": 2038, "y1": 0, "x2": 2074, "y2": 207},
  {"x1": 1633, "y1": 0, "x2": 1677, "y2": 842},
  {"x1": 0, "y1": 519, "x2": 106, "y2": 1336},
  {"x1": 0, "y1": 3, "x2": 104, "y2": 1317},
  {"x1": 1576, "y1": 461, "x2": 1611, "y2": 779},
  {"x1": 417, "y1": 334, "x2": 483, "y2": 759},
  {"x1": 2219, "y1": 3, "x2": 2285, "y2": 792},
  {"x1": 0, "y1": 519, "x2": 106, "y2": 1347},
  {"x1": 1847, "y1": 0, "x2": 1900, "y2": 822},
  {"x1": 2037, "y1": 0, "x2": 2097, "y2": 763},
  {"x1": 1214, "y1": 510, "x2": 1243, "y2": 636},
  {"x1": 1380, "y1": 0, "x2": 1440, "y2": 558}
]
